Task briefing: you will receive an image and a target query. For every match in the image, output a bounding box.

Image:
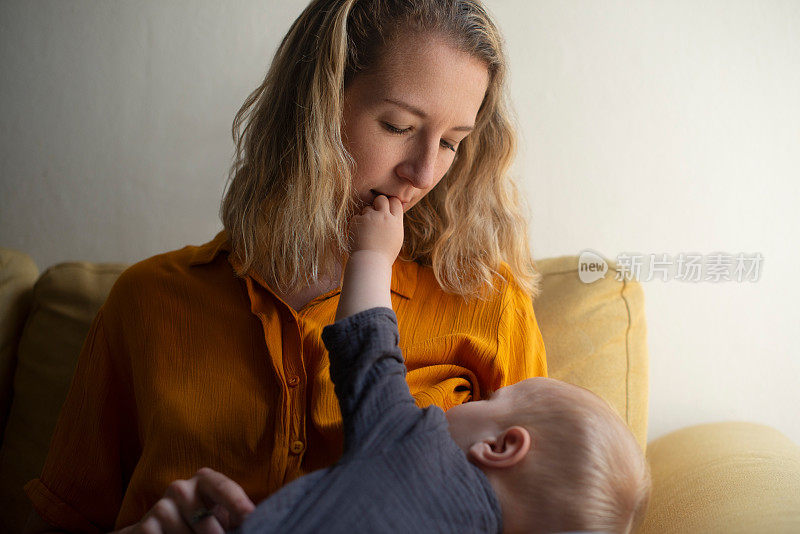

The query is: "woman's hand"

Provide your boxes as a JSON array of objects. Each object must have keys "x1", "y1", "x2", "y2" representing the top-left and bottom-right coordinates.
[
  {"x1": 349, "y1": 194, "x2": 404, "y2": 263},
  {"x1": 113, "y1": 467, "x2": 255, "y2": 534}
]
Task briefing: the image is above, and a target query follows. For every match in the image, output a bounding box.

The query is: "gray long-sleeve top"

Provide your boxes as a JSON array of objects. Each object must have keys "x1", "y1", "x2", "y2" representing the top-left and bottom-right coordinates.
[{"x1": 236, "y1": 307, "x2": 502, "y2": 533}]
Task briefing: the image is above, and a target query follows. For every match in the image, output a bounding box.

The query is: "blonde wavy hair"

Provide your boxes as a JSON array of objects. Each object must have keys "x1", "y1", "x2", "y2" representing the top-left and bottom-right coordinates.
[{"x1": 221, "y1": 0, "x2": 541, "y2": 298}]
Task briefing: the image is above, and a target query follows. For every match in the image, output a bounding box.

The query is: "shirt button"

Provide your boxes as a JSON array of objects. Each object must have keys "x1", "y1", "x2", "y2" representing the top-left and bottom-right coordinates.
[
  {"x1": 289, "y1": 440, "x2": 305, "y2": 454},
  {"x1": 287, "y1": 375, "x2": 300, "y2": 387}
]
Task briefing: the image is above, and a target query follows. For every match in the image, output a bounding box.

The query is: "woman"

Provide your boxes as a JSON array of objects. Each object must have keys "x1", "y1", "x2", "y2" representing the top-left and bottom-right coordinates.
[{"x1": 25, "y1": 1, "x2": 547, "y2": 532}]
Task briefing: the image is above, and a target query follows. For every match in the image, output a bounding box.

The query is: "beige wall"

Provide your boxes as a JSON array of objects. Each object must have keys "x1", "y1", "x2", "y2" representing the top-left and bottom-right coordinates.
[{"x1": 1, "y1": 1, "x2": 798, "y2": 445}]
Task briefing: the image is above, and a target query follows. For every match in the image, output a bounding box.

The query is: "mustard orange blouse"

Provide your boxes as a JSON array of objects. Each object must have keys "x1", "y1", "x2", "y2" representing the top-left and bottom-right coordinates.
[{"x1": 25, "y1": 231, "x2": 547, "y2": 533}]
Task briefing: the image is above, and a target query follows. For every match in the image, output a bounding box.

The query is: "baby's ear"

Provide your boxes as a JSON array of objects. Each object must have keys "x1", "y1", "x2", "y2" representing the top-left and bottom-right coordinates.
[{"x1": 468, "y1": 426, "x2": 531, "y2": 469}]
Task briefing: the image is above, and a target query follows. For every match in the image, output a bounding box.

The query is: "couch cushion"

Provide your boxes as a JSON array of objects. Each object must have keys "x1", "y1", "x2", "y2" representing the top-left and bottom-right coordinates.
[
  {"x1": 0, "y1": 261, "x2": 126, "y2": 534},
  {"x1": 640, "y1": 421, "x2": 800, "y2": 533},
  {"x1": 0, "y1": 248, "x2": 39, "y2": 443},
  {"x1": 533, "y1": 255, "x2": 649, "y2": 451}
]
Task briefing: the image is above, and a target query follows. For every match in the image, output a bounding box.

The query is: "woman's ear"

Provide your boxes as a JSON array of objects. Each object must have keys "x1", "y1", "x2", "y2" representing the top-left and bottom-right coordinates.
[{"x1": 468, "y1": 426, "x2": 531, "y2": 469}]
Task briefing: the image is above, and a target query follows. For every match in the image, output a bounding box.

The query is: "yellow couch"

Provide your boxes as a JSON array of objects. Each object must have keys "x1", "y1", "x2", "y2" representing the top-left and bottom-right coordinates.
[{"x1": 1, "y1": 246, "x2": 798, "y2": 533}]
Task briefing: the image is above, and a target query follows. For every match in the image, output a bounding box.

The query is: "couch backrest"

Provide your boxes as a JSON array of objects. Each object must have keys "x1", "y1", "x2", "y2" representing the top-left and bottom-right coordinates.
[
  {"x1": 0, "y1": 249, "x2": 648, "y2": 533},
  {"x1": 534, "y1": 255, "x2": 649, "y2": 450}
]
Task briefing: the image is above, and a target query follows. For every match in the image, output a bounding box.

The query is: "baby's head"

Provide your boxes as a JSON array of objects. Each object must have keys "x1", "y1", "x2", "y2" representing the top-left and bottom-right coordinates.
[{"x1": 445, "y1": 377, "x2": 651, "y2": 534}]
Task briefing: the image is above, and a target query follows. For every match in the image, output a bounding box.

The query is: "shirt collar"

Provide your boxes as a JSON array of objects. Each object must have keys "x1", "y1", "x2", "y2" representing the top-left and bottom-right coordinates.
[
  {"x1": 189, "y1": 231, "x2": 417, "y2": 300},
  {"x1": 390, "y1": 258, "x2": 418, "y2": 300}
]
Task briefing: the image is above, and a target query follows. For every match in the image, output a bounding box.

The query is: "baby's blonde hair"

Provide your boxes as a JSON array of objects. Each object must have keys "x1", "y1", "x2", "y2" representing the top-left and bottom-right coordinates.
[
  {"x1": 220, "y1": 0, "x2": 540, "y2": 299},
  {"x1": 497, "y1": 379, "x2": 651, "y2": 534}
]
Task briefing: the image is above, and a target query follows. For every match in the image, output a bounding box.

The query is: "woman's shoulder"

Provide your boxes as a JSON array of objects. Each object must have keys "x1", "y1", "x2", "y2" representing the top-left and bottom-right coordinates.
[
  {"x1": 402, "y1": 261, "x2": 531, "y2": 333},
  {"x1": 112, "y1": 246, "x2": 194, "y2": 289},
  {"x1": 410, "y1": 260, "x2": 527, "y2": 301},
  {"x1": 104, "y1": 234, "x2": 231, "y2": 313},
  {"x1": 496, "y1": 261, "x2": 538, "y2": 300},
  {"x1": 397, "y1": 261, "x2": 543, "y2": 373}
]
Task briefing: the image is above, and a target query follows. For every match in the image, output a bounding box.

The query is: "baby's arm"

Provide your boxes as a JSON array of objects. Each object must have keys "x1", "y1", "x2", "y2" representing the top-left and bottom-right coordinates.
[
  {"x1": 335, "y1": 195, "x2": 404, "y2": 321},
  {"x1": 324, "y1": 195, "x2": 416, "y2": 455}
]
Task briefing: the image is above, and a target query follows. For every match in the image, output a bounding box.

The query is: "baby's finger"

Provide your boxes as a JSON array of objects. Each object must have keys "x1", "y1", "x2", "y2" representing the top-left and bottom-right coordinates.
[
  {"x1": 387, "y1": 196, "x2": 403, "y2": 216},
  {"x1": 371, "y1": 194, "x2": 390, "y2": 212}
]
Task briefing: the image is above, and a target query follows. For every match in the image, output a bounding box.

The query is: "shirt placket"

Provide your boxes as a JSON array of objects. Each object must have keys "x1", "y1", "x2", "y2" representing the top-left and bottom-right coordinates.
[
  {"x1": 239, "y1": 267, "x2": 309, "y2": 491},
  {"x1": 281, "y1": 309, "x2": 307, "y2": 481}
]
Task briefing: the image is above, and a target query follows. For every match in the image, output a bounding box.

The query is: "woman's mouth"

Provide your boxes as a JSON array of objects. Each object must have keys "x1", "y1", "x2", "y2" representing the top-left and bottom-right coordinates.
[{"x1": 370, "y1": 189, "x2": 409, "y2": 208}]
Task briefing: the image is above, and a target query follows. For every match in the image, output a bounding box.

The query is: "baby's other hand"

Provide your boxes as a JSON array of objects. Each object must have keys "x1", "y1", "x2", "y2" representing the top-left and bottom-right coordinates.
[{"x1": 349, "y1": 195, "x2": 404, "y2": 263}]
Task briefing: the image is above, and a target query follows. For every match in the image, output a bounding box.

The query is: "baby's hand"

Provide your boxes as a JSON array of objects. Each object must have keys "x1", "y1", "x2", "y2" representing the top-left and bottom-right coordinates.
[
  {"x1": 337, "y1": 195, "x2": 402, "y2": 320},
  {"x1": 349, "y1": 195, "x2": 404, "y2": 263}
]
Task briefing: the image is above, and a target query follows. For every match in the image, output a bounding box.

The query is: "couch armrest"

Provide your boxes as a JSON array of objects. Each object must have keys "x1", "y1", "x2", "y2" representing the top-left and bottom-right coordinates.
[
  {"x1": 639, "y1": 421, "x2": 800, "y2": 533},
  {"x1": 0, "y1": 247, "x2": 39, "y2": 442},
  {"x1": 0, "y1": 261, "x2": 126, "y2": 534}
]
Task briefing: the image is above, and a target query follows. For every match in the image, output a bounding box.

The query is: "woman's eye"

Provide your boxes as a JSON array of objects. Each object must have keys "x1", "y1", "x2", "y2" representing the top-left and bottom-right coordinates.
[
  {"x1": 383, "y1": 122, "x2": 410, "y2": 135},
  {"x1": 383, "y1": 122, "x2": 457, "y2": 153}
]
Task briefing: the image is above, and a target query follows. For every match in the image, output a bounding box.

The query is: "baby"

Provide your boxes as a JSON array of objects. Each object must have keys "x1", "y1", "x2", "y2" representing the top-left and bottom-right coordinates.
[{"x1": 237, "y1": 195, "x2": 651, "y2": 534}]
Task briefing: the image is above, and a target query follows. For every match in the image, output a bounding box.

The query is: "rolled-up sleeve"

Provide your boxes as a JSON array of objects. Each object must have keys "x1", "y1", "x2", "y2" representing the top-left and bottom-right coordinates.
[{"x1": 24, "y1": 308, "x2": 134, "y2": 533}]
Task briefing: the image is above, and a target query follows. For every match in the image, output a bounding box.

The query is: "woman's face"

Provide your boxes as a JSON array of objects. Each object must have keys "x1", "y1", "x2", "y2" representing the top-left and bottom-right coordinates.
[{"x1": 341, "y1": 35, "x2": 490, "y2": 212}]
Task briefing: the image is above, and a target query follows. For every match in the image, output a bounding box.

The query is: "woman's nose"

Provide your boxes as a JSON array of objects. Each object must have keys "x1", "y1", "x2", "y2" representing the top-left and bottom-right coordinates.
[{"x1": 396, "y1": 140, "x2": 440, "y2": 190}]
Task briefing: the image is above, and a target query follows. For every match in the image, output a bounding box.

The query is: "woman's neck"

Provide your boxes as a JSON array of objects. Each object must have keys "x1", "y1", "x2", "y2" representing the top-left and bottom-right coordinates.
[{"x1": 274, "y1": 260, "x2": 344, "y2": 312}]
